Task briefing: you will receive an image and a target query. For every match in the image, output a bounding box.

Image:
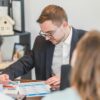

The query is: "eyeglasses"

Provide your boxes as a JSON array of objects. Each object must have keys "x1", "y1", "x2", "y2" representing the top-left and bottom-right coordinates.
[
  {"x1": 39, "y1": 28, "x2": 59, "y2": 37},
  {"x1": 39, "y1": 30, "x2": 56, "y2": 38}
]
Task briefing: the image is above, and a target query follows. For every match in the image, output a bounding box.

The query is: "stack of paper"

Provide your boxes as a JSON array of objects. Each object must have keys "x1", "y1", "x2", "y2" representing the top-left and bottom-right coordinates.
[
  {"x1": 3, "y1": 81, "x2": 51, "y2": 97},
  {"x1": 19, "y1": 82, "x2": 51, "y2": 97},
  {"x1": 3, "y1": 81, "x2": 20, "y2": 95}
]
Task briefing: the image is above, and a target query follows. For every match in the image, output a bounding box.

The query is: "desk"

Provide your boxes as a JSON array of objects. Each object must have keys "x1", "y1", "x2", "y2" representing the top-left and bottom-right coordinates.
[{"x1": 26, "y1": 96, "x2": 42, "y2": 100}]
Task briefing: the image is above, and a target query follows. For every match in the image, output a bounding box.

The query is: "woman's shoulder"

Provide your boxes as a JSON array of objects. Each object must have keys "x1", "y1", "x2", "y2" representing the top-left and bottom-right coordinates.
[{"x1": 42, "y1": 87, "x2": 81, "y2": 100}]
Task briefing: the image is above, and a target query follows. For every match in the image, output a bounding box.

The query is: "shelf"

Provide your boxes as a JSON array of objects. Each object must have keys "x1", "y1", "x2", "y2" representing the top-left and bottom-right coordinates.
[
  {"x1": 0, "y1": 31, "x2": 31, "y2": 52},
  {"x1": 0, "y1": 31, "x2": 30, "y2": 37}
]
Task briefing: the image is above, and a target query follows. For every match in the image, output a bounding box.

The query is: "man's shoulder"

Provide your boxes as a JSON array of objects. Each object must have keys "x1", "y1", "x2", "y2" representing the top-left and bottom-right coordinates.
[
  {"x1": 34, "y1": 35, "x2": 47, "y2": 45},
  {"x1": 33, "y1": 35, "x2": 53, "y2": 49},
  {"x1": 35, "y1": 35, "x2": 46, "y2": 42},
  {"x1": 72, "y1": 27, "x2": 86, "y2": 35},
  {"x1": 72, "y1": 27, "x2": 86, "y2": 40},
  {"x1": 35, "y1": 35, "x2": 54, "y2": 45}
]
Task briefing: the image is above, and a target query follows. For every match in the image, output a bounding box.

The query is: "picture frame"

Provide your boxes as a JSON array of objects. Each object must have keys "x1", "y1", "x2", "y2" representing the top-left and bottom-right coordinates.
[
  {"x1": 12, "y1": 43, "x2": 26, "y2": 60},
  {"x1": 0, "y1": 0, "x2": 10, "y2": 15},
  {"x1": 11, "y1": 0, "x2": 25, "y2": 32}
]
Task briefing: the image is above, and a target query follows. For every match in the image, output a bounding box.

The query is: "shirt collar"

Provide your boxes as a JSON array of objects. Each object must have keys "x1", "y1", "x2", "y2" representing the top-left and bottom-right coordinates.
[{"x1": 64, "y1": 27, "x2": 72, "y2": 45}]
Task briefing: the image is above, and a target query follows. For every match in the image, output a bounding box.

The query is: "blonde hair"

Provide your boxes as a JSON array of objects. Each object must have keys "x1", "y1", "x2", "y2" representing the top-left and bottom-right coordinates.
[{"x1": 71, "y1": 30, "x2": 100, "y2": 100}]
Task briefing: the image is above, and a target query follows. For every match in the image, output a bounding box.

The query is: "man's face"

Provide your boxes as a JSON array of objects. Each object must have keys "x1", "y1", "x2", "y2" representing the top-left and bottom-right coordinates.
[{"x1": 40, "y1": 20, "x2": 66, "y2": 45}]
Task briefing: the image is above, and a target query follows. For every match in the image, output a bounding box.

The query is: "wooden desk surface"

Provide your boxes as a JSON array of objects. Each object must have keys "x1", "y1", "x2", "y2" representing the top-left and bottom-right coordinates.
[{"x1": 26, "y1": 96, "x2": 43, "y2": 100}]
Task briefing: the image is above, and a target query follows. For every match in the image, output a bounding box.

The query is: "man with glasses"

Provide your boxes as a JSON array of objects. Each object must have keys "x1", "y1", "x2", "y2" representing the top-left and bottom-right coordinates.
[{"x1": 0, "y1": 5, "x2": 85, "y2": 90}]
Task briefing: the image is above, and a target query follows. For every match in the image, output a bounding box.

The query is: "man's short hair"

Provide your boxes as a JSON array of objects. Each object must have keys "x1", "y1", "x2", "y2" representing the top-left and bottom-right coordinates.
[{"x1": 37, "y1": 5, "x2": 68, "y2": 26}]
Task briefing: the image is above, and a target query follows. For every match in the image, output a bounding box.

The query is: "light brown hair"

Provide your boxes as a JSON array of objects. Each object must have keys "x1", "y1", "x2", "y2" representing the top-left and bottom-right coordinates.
[
  {"x1": 71, "y1": 30, "x2": 100, "y2": 100},
  {"x1": 37, "y1": 5, "x2": 68, "y2": 26}
]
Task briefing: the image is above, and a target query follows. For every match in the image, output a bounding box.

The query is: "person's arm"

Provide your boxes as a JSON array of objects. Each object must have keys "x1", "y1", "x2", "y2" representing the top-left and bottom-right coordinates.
[
  {"x1": 1, "y1": 35, "x2": 41, "y2": 81},
  {"x1": 2, "y1": 53, "x2": 35, "y2": 80},
  {"x1": 1, "y1": 35, "x2": 44, "y2": 81},
  {"x1": 2, "y1": 36, "x2": 41, "y2": 80}
]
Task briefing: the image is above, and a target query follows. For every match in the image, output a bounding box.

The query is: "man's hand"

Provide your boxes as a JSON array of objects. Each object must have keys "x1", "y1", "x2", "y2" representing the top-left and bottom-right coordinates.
[
  {"x1": 0, "y1": 74, "x2": 11, "y2": 85},
  {"x1": 45, "y1": 75, "x2": 60, "y2": 90}
]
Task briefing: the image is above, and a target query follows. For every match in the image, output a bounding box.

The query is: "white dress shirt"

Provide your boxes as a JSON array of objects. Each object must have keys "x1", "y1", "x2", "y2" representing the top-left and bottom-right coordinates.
[
  {"x1": 52, "y1": 28, "x2": 72, "y2": 77},
  {"x1": 63, "y1": 28, "x2": 72, "y2": 64}
]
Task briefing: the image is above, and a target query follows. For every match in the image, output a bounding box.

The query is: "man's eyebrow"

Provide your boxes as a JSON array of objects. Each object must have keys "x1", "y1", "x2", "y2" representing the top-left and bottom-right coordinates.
[{"x1": 45, "y1": 30, "x2": 55, "y2": 34}]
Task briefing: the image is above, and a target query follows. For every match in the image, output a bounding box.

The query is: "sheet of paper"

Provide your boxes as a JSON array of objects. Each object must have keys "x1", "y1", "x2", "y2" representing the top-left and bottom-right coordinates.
[
  {"x1": 3, "y1": 81, "x2": 20, "y2": 95},
  {"x1": 19, "y1": 82, "x2": 51, "y2": 97},
  {"x1": 3, "y1": 81, "x2": 51, "y2": 97}
]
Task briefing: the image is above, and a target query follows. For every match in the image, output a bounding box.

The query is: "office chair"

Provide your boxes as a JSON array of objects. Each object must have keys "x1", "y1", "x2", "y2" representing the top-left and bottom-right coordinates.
[{"x1": 60, "y1": 64, "x2": 71, "y2": 90}]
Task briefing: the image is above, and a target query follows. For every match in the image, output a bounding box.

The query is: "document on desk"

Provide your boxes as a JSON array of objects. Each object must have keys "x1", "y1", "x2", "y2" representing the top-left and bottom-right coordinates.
[
  {"x1": 3, "y1": 81, "x2": 20, "y2": 95},
  {"x1": 3, "y1": 81, "x2": 26, "y2": 99},
  {"x1": 19, "y1": 82, "x2": 51, "y2": 97}
]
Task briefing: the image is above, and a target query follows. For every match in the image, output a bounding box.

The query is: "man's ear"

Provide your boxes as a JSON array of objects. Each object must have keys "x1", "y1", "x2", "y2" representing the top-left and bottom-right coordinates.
[{"x1": 62, "y1": 21, "x2": 68, "y2": 27}]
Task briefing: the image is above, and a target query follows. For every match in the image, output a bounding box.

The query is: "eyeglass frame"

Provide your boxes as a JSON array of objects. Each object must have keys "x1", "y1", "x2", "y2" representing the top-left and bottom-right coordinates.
[
  {"x1": 39, "y1": 26, "x2": 61, "y2": 38},
  {"x1": 39, "y1": 30, "x2": 56, "y2": 38}
]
